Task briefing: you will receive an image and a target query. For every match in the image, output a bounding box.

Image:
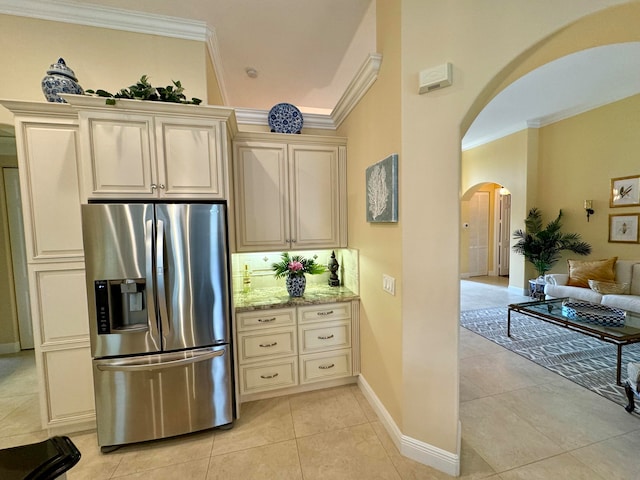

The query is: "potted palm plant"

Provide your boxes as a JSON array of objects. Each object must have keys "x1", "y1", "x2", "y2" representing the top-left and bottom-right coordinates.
[{"x1": 512, "y1": 207, "x2": 591, "y2": 299}]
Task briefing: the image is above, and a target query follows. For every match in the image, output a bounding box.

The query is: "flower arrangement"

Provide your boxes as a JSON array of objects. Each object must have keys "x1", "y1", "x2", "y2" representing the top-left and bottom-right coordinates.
[{"x1": 271, "y1": 252, "x2": 326, "y2": 278}]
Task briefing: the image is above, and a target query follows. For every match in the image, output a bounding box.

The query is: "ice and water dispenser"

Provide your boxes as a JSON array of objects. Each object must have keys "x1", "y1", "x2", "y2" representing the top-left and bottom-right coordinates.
[{"x1": 94, "y1": 279, "x2": 148, "y2": 334}]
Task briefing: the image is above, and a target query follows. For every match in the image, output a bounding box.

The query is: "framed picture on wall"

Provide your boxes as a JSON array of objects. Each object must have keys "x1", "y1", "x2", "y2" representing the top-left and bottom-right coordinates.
[
  {"x1": 610, "y1": 175, "x2": 640, "y2": 207},
  {"x1": 608, "y1": 213, "x2": 640, "y2": 243},
  {"x1": 366, "y1": 153, "x2": 398, "y2": 223}
]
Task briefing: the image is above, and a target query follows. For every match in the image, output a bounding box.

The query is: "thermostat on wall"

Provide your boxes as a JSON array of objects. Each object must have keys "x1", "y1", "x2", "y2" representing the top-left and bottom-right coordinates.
[{"x1": 419, "y1": 62, "x2": 452, "y2": 94}]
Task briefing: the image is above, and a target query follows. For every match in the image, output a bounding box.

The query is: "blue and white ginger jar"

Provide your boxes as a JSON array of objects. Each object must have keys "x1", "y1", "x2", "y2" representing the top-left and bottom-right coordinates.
[
  {"x1": 41, "y1": 58, "x2": 84, "y2": 103},
  {"x1": 286, "y1": 275, "x2": 306, "y2": 297}
]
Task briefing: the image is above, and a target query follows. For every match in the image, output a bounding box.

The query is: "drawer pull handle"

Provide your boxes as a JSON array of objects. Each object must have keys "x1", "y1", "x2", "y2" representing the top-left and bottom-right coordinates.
[
  {"x1": 318, "y1": 334, "x2": 334, "y2": 340},
  {"x1": 258, "y1": 317, "x2": 276, "y2": 323},
  {"x1": 318, "y1": 363, "x2": 335, "y2": 370},
  {"x1": 260, "y1": 373, "x2": 279, "y2": 379},
  {"x1": 317, "y1": 310, "x2": 334, "y2": 316},
  {"x1": 259, "y1": 342, "x2": 278, "y2": 348}
]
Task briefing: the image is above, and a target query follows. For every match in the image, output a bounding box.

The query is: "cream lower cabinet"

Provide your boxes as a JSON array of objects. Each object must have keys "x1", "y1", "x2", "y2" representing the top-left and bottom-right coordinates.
[
  {"x1": 236, "y1": 301, "x2": 359, "y2": 400},
  {"x1": 66, "y1": 95, "x2": 234, "y2": 200},
  {"x1": 233, "y1": 132, "x2": 347, "y2": 252},
  {"x1": 29, "y1": 262, "x2": 95, "y2": 431}
]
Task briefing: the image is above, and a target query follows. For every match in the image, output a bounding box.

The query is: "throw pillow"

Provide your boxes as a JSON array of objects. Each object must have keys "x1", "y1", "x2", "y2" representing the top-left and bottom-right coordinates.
[
  {"x1": 567, "y1": 257, "x2": 617, "y2": 288},
  {"x1": 588, "y1": 279, "x2": 629, "y2": 295}
]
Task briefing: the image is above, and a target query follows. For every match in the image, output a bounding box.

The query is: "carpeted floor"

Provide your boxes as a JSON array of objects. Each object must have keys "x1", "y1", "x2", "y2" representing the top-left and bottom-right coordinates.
[{"x1": 461, "y1": 306, "x2": 640, "y2": 413}]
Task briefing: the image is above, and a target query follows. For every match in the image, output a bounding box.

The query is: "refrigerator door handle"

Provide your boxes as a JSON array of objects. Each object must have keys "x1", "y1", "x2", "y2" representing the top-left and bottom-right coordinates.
[
  {"x1": 95, "y1": 349, "x2": 225, "y2": 372},
  {"x1": 156, "y1": 219, "x2": 170, "y2": 340},
  {"x1": 145, "y1": 219, "x2": 160, "y2": 342}
]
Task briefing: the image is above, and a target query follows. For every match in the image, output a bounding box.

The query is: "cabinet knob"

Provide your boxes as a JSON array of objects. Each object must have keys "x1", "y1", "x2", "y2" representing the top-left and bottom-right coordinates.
[
  {"x1": 151, "y1": 183, "x2": 157, "y2": 190},
  {"x1": 159, "y1": 184, "x2": 166, "y2": 189}
]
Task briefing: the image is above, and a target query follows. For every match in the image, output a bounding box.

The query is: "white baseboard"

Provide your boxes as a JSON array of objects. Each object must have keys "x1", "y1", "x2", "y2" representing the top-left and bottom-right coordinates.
[
  {"x1": 357, "y1": 376, "x2": 460, "y2": 477},
  {"x1": 0, "y1": 342, "x2": 20, "y2": 355}
]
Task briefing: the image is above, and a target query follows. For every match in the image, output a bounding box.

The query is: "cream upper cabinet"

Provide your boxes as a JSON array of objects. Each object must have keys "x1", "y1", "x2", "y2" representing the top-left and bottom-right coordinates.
[
  {"x1": 65, "y1": 95, "x2": 235, "y2": 201},
  {"x1": 6, "y1": 102, "x2": 84, "y2": 262},
  {"x1": 233, "y1": 132, "x2": 347, "y2": 252}
]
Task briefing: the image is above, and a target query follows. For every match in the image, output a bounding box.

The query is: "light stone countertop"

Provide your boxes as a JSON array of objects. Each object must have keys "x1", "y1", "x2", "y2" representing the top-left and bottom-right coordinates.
[{"x1": 233, "y1": 284, "x2": 359, "y2": 312}]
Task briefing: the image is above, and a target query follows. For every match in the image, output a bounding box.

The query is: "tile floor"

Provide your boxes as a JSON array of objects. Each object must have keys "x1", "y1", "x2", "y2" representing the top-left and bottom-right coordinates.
[{"x1": 1, "y1": 276, "x2": 639, "y2": 479}]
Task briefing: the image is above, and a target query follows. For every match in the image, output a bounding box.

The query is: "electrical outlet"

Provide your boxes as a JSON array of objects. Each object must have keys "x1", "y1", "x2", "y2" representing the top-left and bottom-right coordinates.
[{"x1": 382, "y1": 274, "x2": 395, "y2": 295}]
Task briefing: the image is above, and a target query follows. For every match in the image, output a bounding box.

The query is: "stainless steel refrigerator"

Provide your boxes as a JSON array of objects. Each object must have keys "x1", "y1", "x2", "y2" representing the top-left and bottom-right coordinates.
[{"x1": 81, "y1": 202, "x2": 234, "y2": 451}]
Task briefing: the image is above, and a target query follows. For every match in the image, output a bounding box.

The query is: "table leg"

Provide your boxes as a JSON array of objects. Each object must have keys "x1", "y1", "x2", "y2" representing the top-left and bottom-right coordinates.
[
  {"x1": 616, "y1": 344, "x2": 622, "y2": 385},
  {"x1": 507, "y1": 308, "x2": 512, "y2": 337},
  {"x1": 625, "y1": 382, "x2": 636, "y2": 413}
]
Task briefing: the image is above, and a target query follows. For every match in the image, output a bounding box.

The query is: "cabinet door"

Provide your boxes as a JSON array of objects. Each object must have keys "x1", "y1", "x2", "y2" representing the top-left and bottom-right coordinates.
[
  {"x1": 289, "y1": 145, "x2": 341, "y2": 248},
  {"x1": 43, "y1": 346, "x2": 95, "y2": 425},
  {"x1": 78, "y1": 112, "x2": 156, "y2": 198},
  {"x1": 16, "y1": 121, "x2": 84, "y2": 261},
  {"x1": 156, "y1": 117, "x2": 226, "y2": 198},
  {"x1": 234, "y1": 142, "x2": 290, "y2": 251},
  {"x1": 29, "y1": 262, "x2": 94, "y2": 429}
]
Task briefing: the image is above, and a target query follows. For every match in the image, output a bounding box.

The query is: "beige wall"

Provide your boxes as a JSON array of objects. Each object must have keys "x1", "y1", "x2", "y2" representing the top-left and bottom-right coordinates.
[
  {"x1": 342, "y1": 0, "x2": 633, "y2": 458},
  {"x1": 205, "y1": 50, "x2": 225, "y2": 107},
  {"x1": 0, "y1": 156, "x2": 19, "y2": 348},
  {"x1": 537, "y1": 93, "x2": 640, "y2": 265},
  {"x1": 0, "y1": 15, "x2": 209, "y2": 125},
  {"x1": 337, "y1": 0, "x2": 404, "y2": 423}
]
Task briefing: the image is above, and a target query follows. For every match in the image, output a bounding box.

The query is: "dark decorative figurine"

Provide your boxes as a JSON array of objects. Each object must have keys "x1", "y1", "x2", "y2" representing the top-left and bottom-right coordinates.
[{"x1": 328, "y1": 251, "x2": 340, "y2": 287}]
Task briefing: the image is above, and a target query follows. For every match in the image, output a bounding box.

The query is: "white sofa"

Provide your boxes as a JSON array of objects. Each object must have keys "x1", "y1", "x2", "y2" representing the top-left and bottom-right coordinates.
[{"x1": 544, "y1": 259, "x2": 640, "y2": 313}]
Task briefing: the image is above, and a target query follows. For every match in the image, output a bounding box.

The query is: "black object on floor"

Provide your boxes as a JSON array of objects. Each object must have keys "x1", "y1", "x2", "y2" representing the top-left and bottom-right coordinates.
[{"x1": 0, "y1": 436, "x2": 81, "y2": 480}]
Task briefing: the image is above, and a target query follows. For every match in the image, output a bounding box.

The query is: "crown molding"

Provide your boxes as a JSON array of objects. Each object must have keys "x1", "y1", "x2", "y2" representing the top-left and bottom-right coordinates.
[
  {"x1": 234, "y1": 108, "x2": 336, "y2": 130},
  {"x1": 461, "y1": 122, "x2": 531, "y2": 151},
  {"x1": 331, "y1": 53, "x2": 382, "y2": 128},
  {"x1": 234, "y1": 53, "x2": 383, "y2": 131},
  {"x1": 0, "y1": 0, "x2": 208, "y2": 41}
]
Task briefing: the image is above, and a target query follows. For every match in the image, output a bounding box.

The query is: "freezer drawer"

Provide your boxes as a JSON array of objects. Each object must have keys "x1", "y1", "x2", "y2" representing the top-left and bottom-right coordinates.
[{"x1": 92, "y1": 345, "x2": 233, "y2": 449}]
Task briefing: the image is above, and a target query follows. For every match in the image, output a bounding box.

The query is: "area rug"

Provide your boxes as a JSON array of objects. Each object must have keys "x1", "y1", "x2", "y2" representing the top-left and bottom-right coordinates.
[{"x1": 460, "y1": 307, "x2": 640, "y2": 413}]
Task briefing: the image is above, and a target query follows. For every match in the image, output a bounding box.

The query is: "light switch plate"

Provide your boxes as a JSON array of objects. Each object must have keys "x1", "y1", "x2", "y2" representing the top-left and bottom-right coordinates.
[{"x1": 383, "y1": 274, "x2": 395, "y2": 295}]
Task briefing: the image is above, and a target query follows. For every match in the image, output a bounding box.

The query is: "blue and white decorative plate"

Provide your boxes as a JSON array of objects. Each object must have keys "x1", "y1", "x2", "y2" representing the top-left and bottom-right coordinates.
[{"x1": 268, "y1": 103, "x2": 303, "y2": 134}]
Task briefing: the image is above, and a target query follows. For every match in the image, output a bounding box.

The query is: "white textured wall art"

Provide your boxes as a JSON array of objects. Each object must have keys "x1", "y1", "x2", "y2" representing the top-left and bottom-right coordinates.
[{"x1": 365, "y1": 153, "x2": 398, "y2": 222}]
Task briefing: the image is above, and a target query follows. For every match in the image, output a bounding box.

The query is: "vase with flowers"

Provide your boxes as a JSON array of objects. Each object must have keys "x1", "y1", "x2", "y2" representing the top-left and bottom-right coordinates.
[{"x1": 271, "y1": 252, "x2": 326, "y2": 297}]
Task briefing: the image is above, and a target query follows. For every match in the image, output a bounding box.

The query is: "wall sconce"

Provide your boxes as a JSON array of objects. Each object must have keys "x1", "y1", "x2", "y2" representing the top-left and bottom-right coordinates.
[{"x1": 584, "y1": 200, "x2": 594, "y2": 222}]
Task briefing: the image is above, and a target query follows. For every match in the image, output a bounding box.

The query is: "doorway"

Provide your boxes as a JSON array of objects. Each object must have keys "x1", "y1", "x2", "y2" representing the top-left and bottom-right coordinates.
[
  {"x1": 467, "y1": 191, "x2": 489, "y2": 277},
  {"x1": 4, "y1": 167, "x2": 33, "y2": 349},
  {"x1": 496, "y1": 190, "x2": 511, "y2": 277}
]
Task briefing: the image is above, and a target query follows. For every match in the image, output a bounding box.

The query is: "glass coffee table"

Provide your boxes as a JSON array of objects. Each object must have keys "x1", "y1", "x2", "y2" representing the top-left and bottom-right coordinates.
[{"x1": 508, "y1": 298, "x2": 640, "y2": 385}]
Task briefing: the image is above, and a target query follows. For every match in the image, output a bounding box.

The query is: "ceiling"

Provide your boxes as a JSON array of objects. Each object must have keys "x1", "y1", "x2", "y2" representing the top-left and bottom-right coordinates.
[
  {"x1": 462, "y1": 42, "x2": 640, "y2": 150},
  {"x1": 69, "y1": 0, "x2": 376, "y2": 115}
]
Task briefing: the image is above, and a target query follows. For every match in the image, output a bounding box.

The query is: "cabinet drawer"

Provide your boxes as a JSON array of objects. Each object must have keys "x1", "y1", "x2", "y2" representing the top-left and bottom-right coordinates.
[
  {"x1": 238, "y1": 328, "x2": 297, "y2": 364},
  {"x1": 297, "y1": 302, "x2": 351, "y2": 324},
  {"x1": 240, "y1": 357, "x2": 298, "y2": 395},
  {"x1": 299, "y1": 321, "x2": 350, "y2": 354},
  {"x1": 300, "y1": 348, "x2": 352, "y2": 384},
  {"x1": 236, "y1": 308, "x2": 295, "y2": 331}
]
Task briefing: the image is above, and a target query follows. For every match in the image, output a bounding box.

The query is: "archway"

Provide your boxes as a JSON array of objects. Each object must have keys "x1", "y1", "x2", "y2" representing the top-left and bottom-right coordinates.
[{"x1": 460, "y1": 5, "x2": 640, "y2": 293}]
